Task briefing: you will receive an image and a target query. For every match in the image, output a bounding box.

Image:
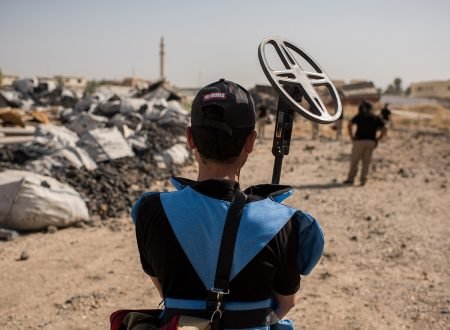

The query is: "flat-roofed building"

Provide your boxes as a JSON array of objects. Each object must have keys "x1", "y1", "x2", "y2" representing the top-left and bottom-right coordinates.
[
  {"x1": 338, "y1": 81, "x2": 380, "y2": 105},
  {"x1": 410, "y1": 80, "x2": 450, "y2": 100},
  {"x1": 122, "y1": 77, "x2": 150, "y2": 89},
  {"x1": 58, "y1": 75, "x2": 87, "y2": 93}
]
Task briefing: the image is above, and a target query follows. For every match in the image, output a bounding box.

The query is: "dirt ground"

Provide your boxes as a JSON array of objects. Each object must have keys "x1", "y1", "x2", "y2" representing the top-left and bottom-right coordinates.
[{"x1": 1, "y1": 106, "x2": 449, "y2": 330}]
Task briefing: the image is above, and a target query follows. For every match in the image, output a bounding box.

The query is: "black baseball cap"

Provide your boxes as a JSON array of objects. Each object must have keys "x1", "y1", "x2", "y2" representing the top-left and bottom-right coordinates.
[{"x1": 191, "y1": 79, "x2": 256, "y2": 136}]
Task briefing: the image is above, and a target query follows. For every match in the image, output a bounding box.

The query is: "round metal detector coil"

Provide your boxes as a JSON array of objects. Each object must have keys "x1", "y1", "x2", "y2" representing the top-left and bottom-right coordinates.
[{"x1": 258, "y1": 36, "x2": 342, "y2": 124}]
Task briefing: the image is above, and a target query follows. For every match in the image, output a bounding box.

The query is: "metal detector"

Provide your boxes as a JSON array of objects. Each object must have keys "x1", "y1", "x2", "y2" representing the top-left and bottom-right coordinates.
[{"x1": 258, "y1": 36, "x2": 342, "y2": 184}]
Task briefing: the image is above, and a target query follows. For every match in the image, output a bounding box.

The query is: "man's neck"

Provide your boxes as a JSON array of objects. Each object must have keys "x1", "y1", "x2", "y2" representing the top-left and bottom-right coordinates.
[{"x1": 196, "y1": 159, "x2": 241, "y2": 182}]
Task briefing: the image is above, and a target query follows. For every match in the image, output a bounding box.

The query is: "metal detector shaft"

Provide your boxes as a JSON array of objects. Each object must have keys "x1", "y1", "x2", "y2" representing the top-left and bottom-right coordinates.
[{"x1": 271, "y1": 97, "x2": 295, "y2": 184}]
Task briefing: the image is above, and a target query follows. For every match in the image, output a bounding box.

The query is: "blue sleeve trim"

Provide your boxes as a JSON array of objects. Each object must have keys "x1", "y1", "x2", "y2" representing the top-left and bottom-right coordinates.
[
  {"x1": 295, "y1": 211, "x2": 324, "y2": 275},
  {"x1": 130, "y1": 192, "x2": 158, "y2": 224}
]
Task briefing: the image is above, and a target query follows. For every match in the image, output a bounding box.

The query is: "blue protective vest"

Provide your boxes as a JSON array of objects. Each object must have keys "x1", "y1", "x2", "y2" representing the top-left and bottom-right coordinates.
[{"x1": 131, "y1": 177, "x2": 325, "y2": 330}]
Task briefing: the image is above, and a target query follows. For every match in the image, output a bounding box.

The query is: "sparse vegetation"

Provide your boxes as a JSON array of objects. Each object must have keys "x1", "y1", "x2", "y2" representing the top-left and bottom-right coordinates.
[
  {"x1": 84, "y1": 80, "x2": 99, "y2": 95},
  {"x1": 55, "y1": 76, "x2": 65, "y2": 88},
  {"x1": 384, "y1": 77, "x2": 403, "y2": 95}
]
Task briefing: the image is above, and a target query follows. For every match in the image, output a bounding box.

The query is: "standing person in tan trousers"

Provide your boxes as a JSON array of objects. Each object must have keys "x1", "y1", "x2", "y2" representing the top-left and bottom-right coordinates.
[{"x1": 344, "y1": 101, "x2": 386, "y2": 186}]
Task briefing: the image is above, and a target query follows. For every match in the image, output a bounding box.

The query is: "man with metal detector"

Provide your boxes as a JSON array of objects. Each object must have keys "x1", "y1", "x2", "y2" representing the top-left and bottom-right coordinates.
[{"x1": 130, "y1": 79, "x2": 324, "y2": 329}]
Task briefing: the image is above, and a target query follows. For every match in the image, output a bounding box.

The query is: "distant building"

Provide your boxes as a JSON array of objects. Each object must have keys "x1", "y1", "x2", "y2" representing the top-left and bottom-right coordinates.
[
  {"x1": 122, "y1": 77, "x2": 150, "y2": 89},
  {"x1": 58, "y1": 75, "x2": 87, "y2": 93},
  {"x1": 1, "y1": 74, "x2": 19, "y2": 87},
  {"x1": 349, "y1": 79, "x2": 368, "y2": 84},
  {"x1": 338, "y1": 81, "x2": 380, "y2": 105},
  {"x1": 37, "y1": 76, "x2": 58, "y2": 92},
  {"x1": 92, "y1": 77, "x2": 154, "y2": 98},
  {"x1": 410, "y1": 80, "x2": 450, "y2": 100},
  {"x1": 380, "y1": 95, "x2": 441, "y2": 106},
  {"x1": 331, "y1": 80, "x2": 346, "y2": 88}
]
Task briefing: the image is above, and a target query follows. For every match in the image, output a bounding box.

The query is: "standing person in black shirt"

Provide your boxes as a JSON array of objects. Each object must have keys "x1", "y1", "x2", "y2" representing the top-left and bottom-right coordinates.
[
  {"x1": 344, "y1": 101, "x2": 386, "y2": 186},
  {"x1": 380, "y1": 103, "x2": 393, "y2": 129},
  {"x1": 131, "y1": 79, "x2": 324, "y2": 329}
]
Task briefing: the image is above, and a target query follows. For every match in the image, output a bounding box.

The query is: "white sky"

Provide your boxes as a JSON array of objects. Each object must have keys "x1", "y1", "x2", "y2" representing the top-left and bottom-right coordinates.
[{"x1": 1, "y1": 0, "x2": 449, "y2": 90}]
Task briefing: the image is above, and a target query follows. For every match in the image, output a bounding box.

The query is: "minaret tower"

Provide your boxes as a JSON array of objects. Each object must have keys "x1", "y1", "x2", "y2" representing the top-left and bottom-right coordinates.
[{"x1": 160, "y1": 37, "x2": 165, "y2": 79}]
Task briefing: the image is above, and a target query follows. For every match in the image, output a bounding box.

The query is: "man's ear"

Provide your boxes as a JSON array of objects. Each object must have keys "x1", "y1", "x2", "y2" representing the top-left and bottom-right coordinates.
[
  {"x1": 244, "y1": 130, "x2": 257, "y2": 154},
  {"x1": 185, "y1": 127, "x2": 196, "y2": 150}
]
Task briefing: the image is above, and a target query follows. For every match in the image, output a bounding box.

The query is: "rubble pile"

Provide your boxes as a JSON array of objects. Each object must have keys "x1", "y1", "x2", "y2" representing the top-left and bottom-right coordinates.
[
  {"x1": 1, "y1": 124, "x2": 188, "y2": 219},
  {"x1": 0, "y1": 78, "x2": 192, "y2": 224}
]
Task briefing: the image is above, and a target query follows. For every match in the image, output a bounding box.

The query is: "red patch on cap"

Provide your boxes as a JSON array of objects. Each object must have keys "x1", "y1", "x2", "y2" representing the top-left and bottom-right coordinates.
[{"x1": 203, "y1": 92, "x2": 226, "y2": 101}]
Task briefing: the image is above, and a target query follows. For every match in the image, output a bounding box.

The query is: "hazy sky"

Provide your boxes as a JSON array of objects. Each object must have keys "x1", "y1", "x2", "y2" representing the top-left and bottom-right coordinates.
[{"x1": 1, "y1": 0, "x2": 449, "y2": 90}]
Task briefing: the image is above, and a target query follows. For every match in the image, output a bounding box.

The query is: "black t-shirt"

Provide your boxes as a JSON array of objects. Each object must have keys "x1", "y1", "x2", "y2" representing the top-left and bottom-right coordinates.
[
  {"x1": 135, "y1": 179, "x2": 300, "y2": 301},
  {"x1": 351, "y1": 112, "x2": 385, "y2": 141}
]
